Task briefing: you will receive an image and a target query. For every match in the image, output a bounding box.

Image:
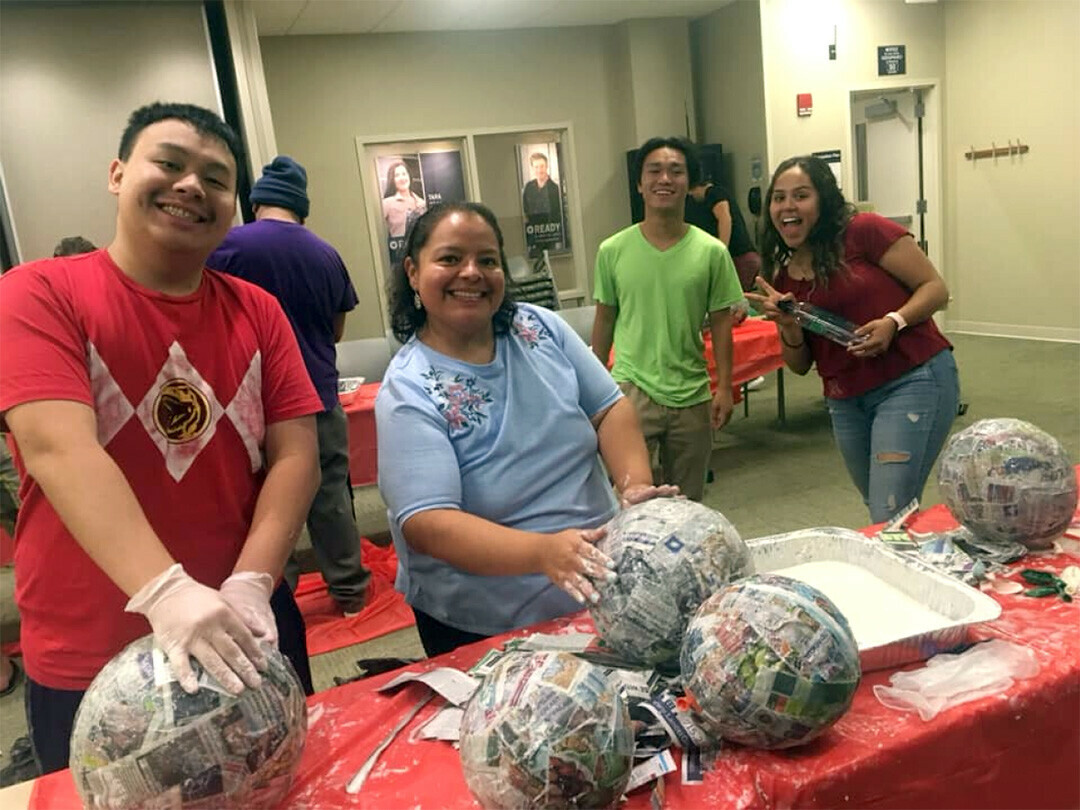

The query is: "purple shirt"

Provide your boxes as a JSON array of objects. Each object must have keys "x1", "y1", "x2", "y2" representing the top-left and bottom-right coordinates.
[{"x1": 208, "y1": 219, "x2": 358, "y2": 411}]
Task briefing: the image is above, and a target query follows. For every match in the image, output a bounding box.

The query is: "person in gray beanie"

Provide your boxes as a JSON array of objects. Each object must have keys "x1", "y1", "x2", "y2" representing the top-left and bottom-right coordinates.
[{"x1": 209, "y1": 156, "x2": 371, "y2": 615}]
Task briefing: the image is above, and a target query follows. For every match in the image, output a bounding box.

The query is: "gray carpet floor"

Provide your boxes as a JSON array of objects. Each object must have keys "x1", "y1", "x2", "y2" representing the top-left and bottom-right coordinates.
[{"x1": 1, "y1": 333, "x2": 1077, "y2": 778}]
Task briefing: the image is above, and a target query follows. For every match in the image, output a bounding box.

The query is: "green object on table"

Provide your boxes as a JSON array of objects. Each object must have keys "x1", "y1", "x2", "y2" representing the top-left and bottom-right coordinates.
[
  {"x1": 1021, "y1": 570, "x2": 1057, "y2": 585},
  {"x1": 1024, "y1": 586, "x2": 1060, "y2": 598},
  {"x1": 1020, "y1": 569, "x2": 1073, "y2": 602}
]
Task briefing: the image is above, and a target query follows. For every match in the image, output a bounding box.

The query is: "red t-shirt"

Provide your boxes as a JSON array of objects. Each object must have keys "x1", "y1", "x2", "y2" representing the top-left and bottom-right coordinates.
[
  {"x1": 774, "y1": 213, "x2": 951, "y2": 399},
  {"x1": 0, "y1": 250, "x2": 321, "y2": 689}
]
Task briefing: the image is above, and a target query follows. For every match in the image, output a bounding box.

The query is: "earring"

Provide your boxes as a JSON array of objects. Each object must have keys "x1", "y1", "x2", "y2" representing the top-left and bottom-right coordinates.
[{"x1": 413, "y1": 291, "x2": 422, "y2": 310}]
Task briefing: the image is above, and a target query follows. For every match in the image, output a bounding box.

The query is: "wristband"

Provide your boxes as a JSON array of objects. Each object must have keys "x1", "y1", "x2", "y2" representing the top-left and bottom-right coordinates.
[{"x1": 885, "y1": 311, "x2": 907, "y2": 332}]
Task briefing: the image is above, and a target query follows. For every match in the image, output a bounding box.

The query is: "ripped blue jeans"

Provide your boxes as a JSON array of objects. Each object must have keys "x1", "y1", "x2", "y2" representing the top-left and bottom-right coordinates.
[{"x1": 827, "y1": 350, "x2": 960, "y2": 523}]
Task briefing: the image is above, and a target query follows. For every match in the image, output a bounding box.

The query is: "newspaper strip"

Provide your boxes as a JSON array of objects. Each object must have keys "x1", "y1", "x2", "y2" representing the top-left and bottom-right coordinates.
[
  {"x1": 378, "y1": 666, "x2": 479, "y2": 706},
  {"x1": 625, "y1": 749, "x2": 677, "y2": 793},
  {"x1": 517, "y1": 631, "x2": 596, "y2": 651},
  {"x1": 346, "y1": 691, "x2": 435, "y2": 794},
  {"x1": 413, "y1": 706, "x2": 464, "y2": 741},
  {"x1": 638, "y1": 693, "x2": 709, "y2": 783}
]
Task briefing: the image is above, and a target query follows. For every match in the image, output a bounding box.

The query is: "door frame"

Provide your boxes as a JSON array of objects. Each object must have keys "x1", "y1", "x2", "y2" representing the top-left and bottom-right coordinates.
[{"x1": 845, "y1": 78, "x2": 944, "y2": 309}]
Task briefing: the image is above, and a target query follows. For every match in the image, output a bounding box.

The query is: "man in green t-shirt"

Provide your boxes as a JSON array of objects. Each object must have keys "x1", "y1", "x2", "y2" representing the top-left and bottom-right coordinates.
[{"x1": 591, "y1": 137, "x2": 743, "y2": 501}]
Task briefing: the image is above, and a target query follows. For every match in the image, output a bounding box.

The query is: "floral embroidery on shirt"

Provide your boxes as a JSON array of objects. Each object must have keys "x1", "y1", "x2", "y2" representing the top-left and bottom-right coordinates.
[
  {"x1": 511, "y1": 309, "x2": 551, "y2": 349},
  {"x1": 421, "y1": 367, "x2": 493, "y2": 431}
]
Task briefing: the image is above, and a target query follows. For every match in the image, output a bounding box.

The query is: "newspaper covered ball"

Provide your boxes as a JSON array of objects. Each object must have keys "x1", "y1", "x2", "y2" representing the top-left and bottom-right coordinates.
[
  {"x1": 938, "y1": 418, "x2": 1077, "y2": 549},
  {"x1": 70, "y1": 635, "x2": 307, "y2": 809},
  {"x1": 589, "y1": 497, "x2": 751, "y2": 670},
  {"x1": 681, "y1": 574, "x2": 861, "y2": 749},
  {"x1": 459, "y1": 651, "x2": 633, "y2": 809}
]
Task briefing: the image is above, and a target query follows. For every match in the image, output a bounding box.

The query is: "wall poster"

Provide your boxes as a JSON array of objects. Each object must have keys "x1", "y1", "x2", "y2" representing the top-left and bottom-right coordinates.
[
  {"x1": 376, "y1": 150, "x2": 466, "y2": 263},
  {"x1": 516, "y1": 142, "x2": 569, "y2": 258}
]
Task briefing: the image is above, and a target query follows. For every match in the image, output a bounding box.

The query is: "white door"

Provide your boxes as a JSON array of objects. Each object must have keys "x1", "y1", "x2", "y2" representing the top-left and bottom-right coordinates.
[
  {"x1": 851, "y1": 84, "x2": 937, "y2": 261},
  {"x1": 849, "y1": 83, "x2": 944, "y2": 326},
  {"x1": 861, "y1": 91, "x2": 916, "y2": 219},
  {"x1": 851, "y1": 87, "x2": 933, "y2": 255}
]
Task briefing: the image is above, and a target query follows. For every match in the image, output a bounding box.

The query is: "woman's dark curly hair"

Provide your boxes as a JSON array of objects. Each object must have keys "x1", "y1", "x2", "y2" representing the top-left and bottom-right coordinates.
[
  {"x1": 759, "y1": 155, "x2": 856, "y2": 286},
  {"x1": 388, "y1": 201, "x2": 517, "y2": 344}
]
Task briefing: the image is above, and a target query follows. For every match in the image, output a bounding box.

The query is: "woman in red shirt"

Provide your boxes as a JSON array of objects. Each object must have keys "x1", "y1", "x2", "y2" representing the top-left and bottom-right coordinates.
[{"x1": 746, "y1": 155, "x2": 958, "y2": 522}]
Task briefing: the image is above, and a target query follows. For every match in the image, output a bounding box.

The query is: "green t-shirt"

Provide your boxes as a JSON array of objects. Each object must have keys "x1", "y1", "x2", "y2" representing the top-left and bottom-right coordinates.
[{"x1": 594, "y1": 224, "x2": 742, "y2": 407}]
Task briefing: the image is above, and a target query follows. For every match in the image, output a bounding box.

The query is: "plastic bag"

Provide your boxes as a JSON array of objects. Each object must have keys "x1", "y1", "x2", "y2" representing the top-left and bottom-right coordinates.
[{"x1": 873, "y1": 639, "x2": 1039, "y2": 721}]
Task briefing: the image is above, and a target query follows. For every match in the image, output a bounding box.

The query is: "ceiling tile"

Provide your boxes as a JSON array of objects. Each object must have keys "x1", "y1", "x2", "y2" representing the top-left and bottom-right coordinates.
[
  {"x1": 252, "y1": 0, "x2": 734, "y2": 36},
  {"x1": 283, "y1": 0, "x2": 400, "y2": 35},
  {"x1": 250, "y1": 0, "x2": 308, "y2": 36}
]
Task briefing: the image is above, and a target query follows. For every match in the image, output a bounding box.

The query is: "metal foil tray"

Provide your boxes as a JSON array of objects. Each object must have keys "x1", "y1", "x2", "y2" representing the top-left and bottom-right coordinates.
[{"x1": 746, "y1": 527, "x2": 1002, "y2": 672}]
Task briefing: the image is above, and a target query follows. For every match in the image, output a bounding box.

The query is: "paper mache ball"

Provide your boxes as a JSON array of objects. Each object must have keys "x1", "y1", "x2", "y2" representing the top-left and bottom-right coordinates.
[
  {"x1": 589, "y1": 497, "x2": 751, "y2": 670},
  {"x1": 459, "y1": 651, "x2": 633, "y2": 809},
  {"x1": 680, "y1": 574, "x2": 861, "y2": 750},
  {"x1": 70, "y1": 635, "x2": 307, "y2": 809},
  {"x1": 938, "y1": 418, "x2": 1077, "y2": 550}
]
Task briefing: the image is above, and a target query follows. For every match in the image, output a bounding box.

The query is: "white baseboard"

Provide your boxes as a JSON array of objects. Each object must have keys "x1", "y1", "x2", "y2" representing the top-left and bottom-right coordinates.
[{"x1": 945, "y1": 320, "x2": 1080, "y2": 344}]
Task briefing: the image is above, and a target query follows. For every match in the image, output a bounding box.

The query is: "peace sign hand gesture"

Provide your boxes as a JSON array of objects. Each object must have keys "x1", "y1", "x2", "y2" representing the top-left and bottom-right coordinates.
[{"x1": 745, "y1": 276, "x2": 799, "y2": 328}]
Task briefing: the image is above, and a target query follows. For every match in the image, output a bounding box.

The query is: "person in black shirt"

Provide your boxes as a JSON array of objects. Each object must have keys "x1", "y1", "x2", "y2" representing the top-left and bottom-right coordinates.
[{"x1": 685, "y1": 178, "x2": 760, "y2": 292}]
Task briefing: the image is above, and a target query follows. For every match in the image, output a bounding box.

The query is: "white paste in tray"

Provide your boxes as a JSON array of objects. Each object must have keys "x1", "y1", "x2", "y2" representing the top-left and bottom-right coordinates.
[{"x1": 771, "y1": 561, "x2": 956, "y2": 649}]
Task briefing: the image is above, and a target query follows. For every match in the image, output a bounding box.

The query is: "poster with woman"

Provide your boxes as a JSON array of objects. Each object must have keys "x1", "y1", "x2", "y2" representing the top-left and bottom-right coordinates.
[
  {"x1": 517, "y1": 142, "x2": 569, "y2": 257},
  {"x1": 376, "y1": 150, "x2": 466, "y2": 263}
]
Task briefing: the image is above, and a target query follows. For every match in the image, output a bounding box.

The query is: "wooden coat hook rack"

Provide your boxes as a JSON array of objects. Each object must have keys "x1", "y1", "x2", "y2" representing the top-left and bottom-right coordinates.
[{"x1": 965, "y1": 140, "x2": 1030, "y2": 161}]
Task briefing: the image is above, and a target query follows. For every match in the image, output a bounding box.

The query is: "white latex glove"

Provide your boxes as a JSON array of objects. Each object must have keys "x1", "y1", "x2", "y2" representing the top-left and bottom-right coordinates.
[
  {"x1": 872, "y1": 639, "x2": 1039, "y2": 721},
  {"x1": 220, "y1": 571, "x2": 277, "y2": 646},
  {"x1": 126, "y1": 563, "x2": 266, "y2": 695}
]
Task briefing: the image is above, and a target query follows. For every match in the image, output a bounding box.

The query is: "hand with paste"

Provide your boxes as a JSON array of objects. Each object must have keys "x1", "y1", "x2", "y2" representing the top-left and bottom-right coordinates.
[{"x1": 544, "y1": 527, "x2": 616, "y2": 605}]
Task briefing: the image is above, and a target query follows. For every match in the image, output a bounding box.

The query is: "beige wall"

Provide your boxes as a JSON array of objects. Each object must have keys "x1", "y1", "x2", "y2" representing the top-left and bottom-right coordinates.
[
  {"x1": 0, "y1": 1, "x2": 220, "y2": 262},
  {"x1": 623, "y1": 18, "x2": 696, "y2": 142},
  {"x1": 260, "y1": 27, "x2": 645, "y2": 340},
  {"x1": 692, "y1": 0, "x2": 768, "y2": 241},
  {"x1": 943, "y1": 0, "x2": 1079, "y2": 340},
  {"x1": 758, "y1": 0, "x2": 1078, "y2": 339},
  {"x1": 760, "y1": 0, "x2": 944, "y2": 170},
  {"x1": 759, "y1": 0, "x2": 948, "y2": 291}
]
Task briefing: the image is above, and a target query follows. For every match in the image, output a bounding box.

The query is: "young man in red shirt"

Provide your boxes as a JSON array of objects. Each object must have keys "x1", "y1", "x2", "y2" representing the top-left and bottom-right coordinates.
[{"x1": 0, "y1": 102, "x2": 322, "y2": 773}]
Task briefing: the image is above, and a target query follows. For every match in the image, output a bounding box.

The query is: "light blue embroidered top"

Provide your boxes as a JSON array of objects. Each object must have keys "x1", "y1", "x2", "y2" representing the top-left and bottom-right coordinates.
[{"x1": 375, "y1": 303, "x2": 621, "y2": 635}]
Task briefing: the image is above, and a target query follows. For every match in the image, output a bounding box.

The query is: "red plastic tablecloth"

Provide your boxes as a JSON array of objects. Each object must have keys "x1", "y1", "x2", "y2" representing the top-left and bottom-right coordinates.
[
  {"x1": 31, "y1": 504, "x2": 1080, "y2": 810},
  {"x1": 340, "y1": 320, "x2": 783, "y2": 489},
  {"x1": 712, "y1": 316, "x2": 785, "y2": 395},
  {"x1": 339, "y1": 382, "x2": 380, "y2": 488},
  {"x1": 293, "y1": 540, "x2": 415, "y2": 657}
]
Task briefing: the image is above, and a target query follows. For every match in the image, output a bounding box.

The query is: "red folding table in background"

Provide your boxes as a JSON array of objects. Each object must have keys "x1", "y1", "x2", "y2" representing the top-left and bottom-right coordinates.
[{"x1": 338, "y1": 381, "x2": 380, "y2": 488}]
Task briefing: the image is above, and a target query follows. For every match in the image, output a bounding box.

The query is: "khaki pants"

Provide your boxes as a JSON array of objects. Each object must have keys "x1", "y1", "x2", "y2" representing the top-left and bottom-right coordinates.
[{"x1": 618, "y1": 381, "x2": 712, "y2": 501}]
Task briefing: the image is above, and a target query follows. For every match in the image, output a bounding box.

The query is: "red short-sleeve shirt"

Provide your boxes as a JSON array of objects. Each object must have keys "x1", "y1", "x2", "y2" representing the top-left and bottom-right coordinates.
[
  {"x1": 0, "y1": 250, "x2": 321, "y2": 688},
  {"x1": 773, "y1": 213, "x2": 951, "y2": 399}
]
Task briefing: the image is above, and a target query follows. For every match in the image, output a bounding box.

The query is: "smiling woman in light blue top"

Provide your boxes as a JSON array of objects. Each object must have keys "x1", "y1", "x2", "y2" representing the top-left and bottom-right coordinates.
[{"x1": 376, "y1": 202, "x2": 673, "y2": 657}]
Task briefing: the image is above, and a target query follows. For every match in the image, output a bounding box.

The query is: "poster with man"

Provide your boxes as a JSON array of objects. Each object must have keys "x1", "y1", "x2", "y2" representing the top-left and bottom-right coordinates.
[
  {"x1": 376, "y1": 150, "x2": 466, "y2": 263},
  {"x1": 517, "y1": 143, "x2": 569, "y2": 257}
]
